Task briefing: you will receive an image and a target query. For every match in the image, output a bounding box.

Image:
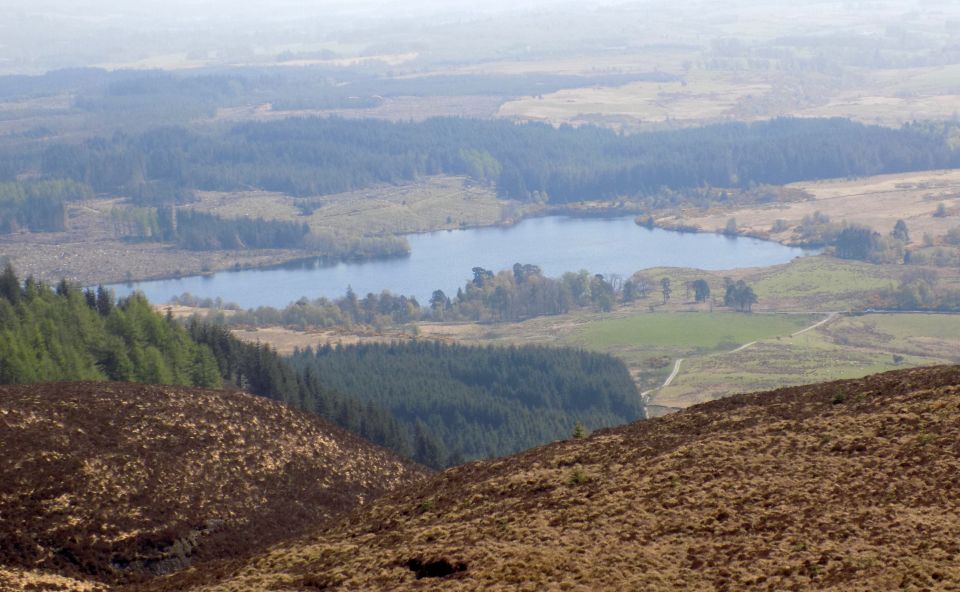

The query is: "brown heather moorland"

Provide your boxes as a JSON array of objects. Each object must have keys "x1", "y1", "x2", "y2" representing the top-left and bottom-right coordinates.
[
  {"x1": 0, "y1": 382, "x2": 427, "y2": 589},
  {"x1": 143, "y1": 366, "x2": 960, "y2": 592}
]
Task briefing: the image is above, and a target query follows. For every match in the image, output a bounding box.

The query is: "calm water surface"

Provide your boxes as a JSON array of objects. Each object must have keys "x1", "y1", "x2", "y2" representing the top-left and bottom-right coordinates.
[{"x1": 110, "y1": 216, "x2": 814, "y2": 308}]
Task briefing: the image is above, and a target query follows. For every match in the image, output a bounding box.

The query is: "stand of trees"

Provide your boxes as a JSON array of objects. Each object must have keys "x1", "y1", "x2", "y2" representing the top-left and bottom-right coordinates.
[
  {"x1": 795, "y1": 212, "x2": 909, "y2": 264},
  {"x1": 165, "y1": 210, "x2": 311, "y2": 251},
  {"x1": 723, "y1": 279, "x2": 759, "y2": 312},
  {"x1": 183, "y1": 321, "x2": 418, "y2": 463},
  {"x1": 880, "y1": 269, "x2": 960, "y2": 311},
  {"x1": 112, "y1": 207, "x2": 311, "y2": 250},
  {"x1": 0, "y1": 266, "x2": 221, "y2": 385},
  {"x1": 0, "y1": 265, "x2": 646, "y2": 469},
  {"x1": 28, "y1": 117, "x2": 960, "y2": 203},
  {"x1": 205, "y1": 265, "x2": 754, "y2": 331},
  {"x1": 834, "y1": 225, "x2": 905, "y2": 264},
  {"x1": 188, "y1": 313, "x2": 645, "y2": 468},
  {"x1": 0, "y1": 179, "x2": 94, "y2": 233},
  {"x1": 0, "y1": 67, "x2": 674, "y2": 126},
  {"x1": 286, "y1": 341, "x2": 644, "y2": 466}
]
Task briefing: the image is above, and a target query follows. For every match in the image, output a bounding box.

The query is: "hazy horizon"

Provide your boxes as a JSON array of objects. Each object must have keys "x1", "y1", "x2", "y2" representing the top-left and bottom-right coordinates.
[{"x1": 2, "y1": 0, "x2": 956, "y2": 75}]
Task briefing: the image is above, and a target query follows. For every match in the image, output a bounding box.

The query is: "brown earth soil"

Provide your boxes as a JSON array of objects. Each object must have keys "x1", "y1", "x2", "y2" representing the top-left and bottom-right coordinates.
[
  {"x1": 145, "y1": 366, "x2": 960, "y2": 591},
  {"x1": 0, "y1": 382, "x2": 427, "y2": 588}
]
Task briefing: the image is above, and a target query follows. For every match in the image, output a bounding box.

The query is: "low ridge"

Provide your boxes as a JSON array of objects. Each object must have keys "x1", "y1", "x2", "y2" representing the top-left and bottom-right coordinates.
[
  {"x1": 0, "y1": 382, "x2": 427, "y2": 588},
  {"x1": 152, "y1": 366, "x2": 960, "y2": 591}
]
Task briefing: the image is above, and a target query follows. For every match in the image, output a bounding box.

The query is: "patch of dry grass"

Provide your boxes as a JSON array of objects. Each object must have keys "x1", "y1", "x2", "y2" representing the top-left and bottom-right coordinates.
[
  {"x1": 148, "y1": 366, "x2": 960, "y2": 591},
  {"x1": 497, "y1": 70, "x2": 772, "y2": 130},
  {"x1": 0, "y1": 567, "x2": 108, "y2": 592},
  {"x1": 0, "y1": 382, "x2": 427, "y2": 587},
  {"x1": 664, "y1": 169, "x2": 960, "y2": 245},
  {"x1": 190, "y1": 175, "x2": 515, "y2": 239}
]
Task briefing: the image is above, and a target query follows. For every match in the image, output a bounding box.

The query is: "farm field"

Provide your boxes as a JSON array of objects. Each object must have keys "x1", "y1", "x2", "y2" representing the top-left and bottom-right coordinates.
[
  {"x1": 559, "y1": 312, "x2": 819, "y2": 400},
  {"x1": 622, "y1": 256, "x2": 908, "y2": 312},
  {"x1": 742, "y1": 256, "x2": 901, "y2": 311},
  {"x1": 230, "y1": 305, "x2": 958, "y2": 416},
  {"x1": 567, "y1": 312, "x2": 814, "y2": 356},
  {"x1": 414, "y1": 311, "x2": 819, "y2": 395},
  {"x1": 201, "y1": 254, "x2": 956, "y2": 416},
  {"x1": 654, "y1": 312, "x2": 960, "y2": 409},
  {"x1": 418, "y1": 309, "x2": 959, "y2": 413},
  {"x1": 660, "y1": 169, "x2": 960, "y2": 246}
]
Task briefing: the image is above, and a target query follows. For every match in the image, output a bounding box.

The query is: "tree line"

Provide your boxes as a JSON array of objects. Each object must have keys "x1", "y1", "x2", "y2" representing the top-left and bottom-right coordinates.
[
  {"x1": 0, "y1": 67, "x2": 673, "y2": 125},
  {"x1": 0, "y1": 267, "x2": 421, "y2": 461},
  {"x1": 286, "y1": 341, "x2": 644, "y2": 467},
  {"x1": 111, "y1": 206, "x2": 411, "y2": 255},
  {"x1": 0, "y1": 265, "x2": 646, "y2": 468},
  {"x1": 112, "y1": 207, "x2": 312, "y2": 250},
  {"x1": 26, "y1": 117, "x2": 960, "y2": 204},
  {"x1": 879, "y1": 269, "x2": 960, "y2": 311},
  {"x1": 198, "y1": 264, "x2": 757, "y2": 330},
  {"x1": 0, "y1": 179, "x2": 94, "y2": 233},
  {"x1": 0, "y1": 265, "x2": 221, "y2": 385},
  {"x1": 795, "y1": 213, "x2": 958, "y2": 267},
  {"x1": 182, "y1": 320, "x2": 422, "y2": 463}
]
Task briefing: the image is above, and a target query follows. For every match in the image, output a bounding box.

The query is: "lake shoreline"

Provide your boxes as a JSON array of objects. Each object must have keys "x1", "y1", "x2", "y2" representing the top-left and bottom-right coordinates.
[
  {"x1": 65, "y1": 201, "x2": 819, "y2": 291},
  {"x1": 108, "y1": 215, "x2": 814, "y2": 309},
  {"x1": 91, "y1": 203, "x2": 644, "y2": 288}
]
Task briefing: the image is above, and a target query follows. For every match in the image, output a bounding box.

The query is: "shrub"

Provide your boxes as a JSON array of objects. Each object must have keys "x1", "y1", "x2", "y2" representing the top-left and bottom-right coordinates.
[{"x1": 568, "y1": 468, "x2": 591, "y2": 486}]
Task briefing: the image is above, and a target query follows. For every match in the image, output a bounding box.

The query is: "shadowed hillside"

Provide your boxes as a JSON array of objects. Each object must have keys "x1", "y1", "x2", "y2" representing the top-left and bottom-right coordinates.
[
  {"x1": 149, "y1": 366, "x2": 960, "y2": 591},
  {"x1": 0, "y1": 382, "x2": 427, "y2": 588}
]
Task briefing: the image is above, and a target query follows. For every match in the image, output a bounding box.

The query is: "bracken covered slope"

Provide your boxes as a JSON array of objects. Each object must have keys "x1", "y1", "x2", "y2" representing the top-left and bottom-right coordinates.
[
  {"x1": 0, "y1": 382, "x2": 427, "y2": 588},
  {"x1": 156, "y1": 366, "x2": 960, "y2": 592}
]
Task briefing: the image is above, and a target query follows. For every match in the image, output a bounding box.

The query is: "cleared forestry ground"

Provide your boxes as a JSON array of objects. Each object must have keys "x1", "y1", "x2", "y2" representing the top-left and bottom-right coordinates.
[
  {"x1": 0, "y1": 176, "x2": 526, "y2": 287},
  {"x1": 188, "y1": 175, "x2": 520, "y2": 239},
  {"x1": 789, "y1": 64, "x2": 960, "y2": 126},
  {"x1": 211, "y1": 95, "x2": 504, "y2": 124},
  {"x1": 0, "y1": 197, "x2": 307, "y2": 286},
  {"x1": 659, "y1": 169, "x2": 960, "y2": 248}
]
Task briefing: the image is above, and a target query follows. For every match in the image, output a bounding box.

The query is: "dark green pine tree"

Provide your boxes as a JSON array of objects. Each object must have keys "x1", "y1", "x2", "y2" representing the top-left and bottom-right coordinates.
[{"x1": 0, "y1": 263, "x2": 19, "y2": 304}]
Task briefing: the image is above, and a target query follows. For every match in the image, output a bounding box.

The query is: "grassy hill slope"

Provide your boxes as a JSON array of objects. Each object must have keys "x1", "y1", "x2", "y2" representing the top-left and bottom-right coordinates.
[
  {"x1": 155, "y1": 366, "x2": 960, "y2": 591},
  {"x1": 0, "y1": 382, "x2": 427, "y2": 587}
]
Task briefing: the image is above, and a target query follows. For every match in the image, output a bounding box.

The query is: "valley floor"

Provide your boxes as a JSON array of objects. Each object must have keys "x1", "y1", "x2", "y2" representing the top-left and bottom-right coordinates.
[{"x1": 210, "y1": 255, "x2": 959, "y2": 413}]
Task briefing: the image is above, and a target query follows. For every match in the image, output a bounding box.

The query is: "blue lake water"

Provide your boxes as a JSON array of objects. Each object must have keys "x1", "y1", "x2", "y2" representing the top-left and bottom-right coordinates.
[{"x1": 109, "y1": 216, "x2": 815, "y2": 308}]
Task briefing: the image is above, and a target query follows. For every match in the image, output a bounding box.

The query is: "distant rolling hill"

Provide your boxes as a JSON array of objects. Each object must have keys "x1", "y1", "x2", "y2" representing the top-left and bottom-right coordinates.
[
  {"x1": 0, "y1": 382, "x2": 427, "y2": 589},
  {"x1": 145, "y1": 366, "x2": 960, "y2": 591}
]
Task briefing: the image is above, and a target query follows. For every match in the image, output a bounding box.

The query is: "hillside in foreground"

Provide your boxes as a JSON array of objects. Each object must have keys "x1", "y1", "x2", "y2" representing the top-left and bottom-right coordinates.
[
  {"x1": 0, "y1": 382, "x2": 427, "y2": 588},
  {"x1": 150, "y1": 366, "x2": 960, "y2": 591}
]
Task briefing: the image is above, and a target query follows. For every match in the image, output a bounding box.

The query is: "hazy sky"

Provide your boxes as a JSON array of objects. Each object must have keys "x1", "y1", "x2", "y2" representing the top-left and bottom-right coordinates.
[
  {"x1": 1, "y1": 0, "x2": 592, "y2": 19},
  {"x1": 0, "y1": 0, "x2": 953, "y2": 75}
]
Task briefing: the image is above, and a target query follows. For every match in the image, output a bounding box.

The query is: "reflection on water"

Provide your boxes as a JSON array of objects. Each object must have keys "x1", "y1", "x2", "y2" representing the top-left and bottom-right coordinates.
[{"x1": 109, "y1": 216, "x2": 815, "y2": 308}]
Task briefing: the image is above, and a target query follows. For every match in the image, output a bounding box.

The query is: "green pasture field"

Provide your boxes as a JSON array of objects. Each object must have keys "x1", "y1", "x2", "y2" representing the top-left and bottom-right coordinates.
[
  {"x1": 567, "y1": 312, "x2": 815, "y2": 353},
  {"x1": 653, "y1": 312, "x2": 960, "y2": 409},
  {"x1": 744, "y1": 256, "x2": 899, "y2": 311}
]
